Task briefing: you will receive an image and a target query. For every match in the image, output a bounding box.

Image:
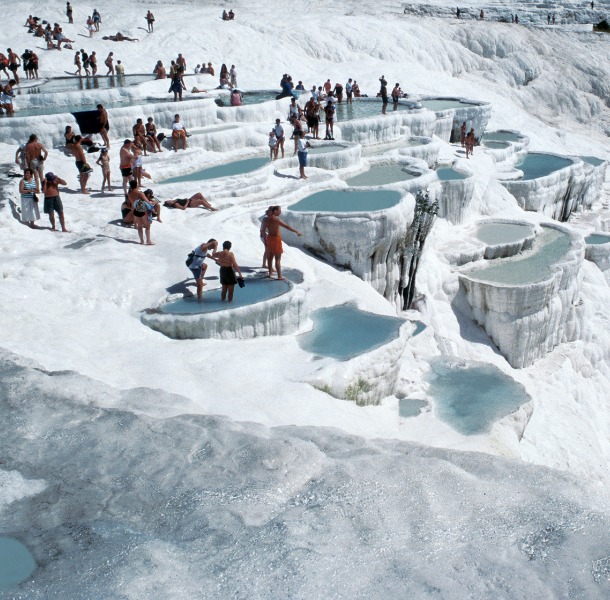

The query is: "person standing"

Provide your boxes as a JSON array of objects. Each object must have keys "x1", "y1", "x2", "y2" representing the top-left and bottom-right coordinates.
[
  {"x1": 273, "y1": 119, "x2": 285, "y2": 159},
  {"x1": 105, "y1": 52, "x2": 114, "y2": 76},
  {"x1": 213, "y1": 241, "x2": 243, "y2": 303},
  {"x1": 92, "y1": 9, "x2": 101, "y2": 32},
  {"x1": 263, "y1": 206, "x2": 302, "y2": 280},
  {"x1": 187, "y1": 239, "x2": 218, "y2": 302},
  {"x1": 171, "y1": 114, "x2": 188, "y2": 151},
  {"x1": 119, "y1": 139, "x2": 135, "y2": 194},
  {"x1": 89, "y1": 51, "x2": 97, "y2": 76},
  {"x1": 97, "y1": 104, "x2": 110, "y2": 148},
  {"x1": 74, "y1": 51, "x2": 82, "y2": 76},
  {"x1": 96, "y1": 148, "x2": 112, "y2": 192},
  {"x1": 25, "y1": 134, "x2": 48, "y2": 189},
  {"x1": 268, "y1": 130, "x2": 277, "y2": 160},
  {"x1": 71, "y1": 136, "x2": 91, "y2": 194},
  {"x1": 465, "y1": 128, "x2": 475, "y2": 158},
  {"x1": 7, "y1": 49, "x2": 21, "y2": 84},
  {"x1": 324, "y1": 99, "x2": 335, "y2": 140},
  {"x1": 127, "y1": 180, "x2": 154, "y2": 245},
  {"x1": 297, "y1": 132, "x2": 310, "y2": 179},
  {"x1": 66, "y1": 2, "x2": 73, "y2": 24},
  {"x1": 19, "y1": 168, "x2": 40, "y2": 228},
  {"x1": 229, "y1": 64, "x2": 237, "y2": 88},
  {"x1": 169, "y1": 70, "x2": 183, "y2": 101},
  {"x1": 146, "y1": 11, "x2": 155, "y2": 33},
  {"x1": 379, "y1": 75, "x2": 388, "y2": 114},
  {"x1": 460, "y1": 121, "x2": 467, "y2": 147},
  {"x1": 346, "y1": 78, "x2": 353, "y2": 105},
  {"x1": 42, "y1": 172, "x2": 69, "y2": 232},
  {"x1": 115, "y1": 61, "x2": 125, "y2": 75}
]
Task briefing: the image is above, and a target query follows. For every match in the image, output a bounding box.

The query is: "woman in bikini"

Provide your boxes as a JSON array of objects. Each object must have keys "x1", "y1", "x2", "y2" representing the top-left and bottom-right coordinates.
[{"x1": 163, "y1": 193, "x2": 217, "y2": 211}]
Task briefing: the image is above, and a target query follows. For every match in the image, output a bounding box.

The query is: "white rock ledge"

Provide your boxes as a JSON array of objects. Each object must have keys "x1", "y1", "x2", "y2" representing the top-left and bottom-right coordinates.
[{"x1": 459, "y1": 223, "x2": 585, "y2": 368}]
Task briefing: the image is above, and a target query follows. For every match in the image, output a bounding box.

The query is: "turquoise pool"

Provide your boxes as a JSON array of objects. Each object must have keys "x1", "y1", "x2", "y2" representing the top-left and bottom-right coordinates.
[
  {"x1": 483, "y1": 131, "x2": 521, "y2": 142},
  {"x1": 299, "y1": 305, "x2": 404, "y2": 360},
  {"x1": 162, "y1": 157, "x2": 268, "y2": 184},
  {"x1": 475, "y1": 222, "x2": 534, "y2": 245},
  {"x1": 420, "y1": 99, "x2": 477, "y2": 111},
  {"x1": 289, "y1": 189, "x2": 402, "y2": 212},
  {"x1": 515, "y1": 153, "x2": 573, "y2": 180},
  {"x1": 345, "y1": 165, "x2": 417, "y2": 187},
  {"x1": 0, "y1": 537, "x2": 36, "y2": 588},
  {"x1": 436, "y1": 167, "x2": 466, "y2": 181},
  {"x1": 585, "y1": 234, "x2": 610, "y2": 245}
]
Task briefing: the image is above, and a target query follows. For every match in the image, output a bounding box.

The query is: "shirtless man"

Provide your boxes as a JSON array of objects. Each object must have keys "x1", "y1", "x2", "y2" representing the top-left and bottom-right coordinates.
[
  {"x1": 132, "y1": 118, "x2": 148, "y2": 155},
  {"x1": 145, "y1": 117, "x2": 162, "y2": 152},
  {"x1": 105, "y1": 52, "x2": 114, "y2": 75},
  {"x1": 213, "y1": 241, "x2": 242, "y2": 302},
  {"x1": 263, "y1": 205, "x2": 302, "y2": 280},
  {"x1": 42, "y1": 172, "x2": 69, "y2": 232},
  {"x1": 460, "y1": 121, "x2": 467, "y2": 147},
  {"x1": 71, "y1": 136, "x2": 91, "y2": 193},
  {"x1": 25, "y1": 134, "x2": 48, "y2": 188},
  {"x1": 97, "y1": 104, "x2": 110, "y2": 148},
  {"x1": 119, "y1": 139, "x2": 135, "y2": 194},
  {"x1": 89, "y1": 51, "x2": 97, "y2": 75},
  {"x1": 153, "y1": 60, "x2": 166, "y2": 79},
  {"x1": 146, "y1": 11, "x2": 155, "y2": 33},
  {"x1": 176, "y1": 53, "x2": 187, "y2": 88},
  {"x1": 7, "y1": 49, "x2": 21, "y2": 84}
]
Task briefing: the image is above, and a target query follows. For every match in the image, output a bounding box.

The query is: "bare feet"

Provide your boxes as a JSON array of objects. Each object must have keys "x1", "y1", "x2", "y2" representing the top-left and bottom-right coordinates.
[{"x1": 146, "y1": 241, "x2": 155, "y2": 245}]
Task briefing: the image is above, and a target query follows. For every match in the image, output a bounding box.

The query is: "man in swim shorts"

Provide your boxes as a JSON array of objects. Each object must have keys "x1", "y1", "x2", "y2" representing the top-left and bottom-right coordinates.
[
  {"x1": 188, "y1": 239, "x2": 218, "y2": 302},
  {"x1": 25, "y1": 134, "x2": 48, "y2": 188},
  {"x1": 213, "y1": 240, "x2": 243, "y2": 302},
  {"x1": 71, "y1": 136, "x2": 91, "y2": 194},
  {"x1": 97, "y1": 103, "x2": 110, "y2": 148},
  {"x1": 119, "y1": 139, "x2": 135, "y2": 194},
  {"x1": 263, "y1": 205, "x2": 302, "y2": 280},
  {"x1": 42, "y1": 172, "x2": 69, "y2": 232}
]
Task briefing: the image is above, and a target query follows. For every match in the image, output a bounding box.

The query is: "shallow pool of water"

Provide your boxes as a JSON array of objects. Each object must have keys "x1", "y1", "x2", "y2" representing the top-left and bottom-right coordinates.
[
  {"x1": 17, "y1": 74, "x2": 154, "y2": 96},
  {"x1": 159, "y1": 278, "x2": 291, "y2": 314},
  {"x1": 515, "y1": 153, "x2": 573, "y2": 180},
  {"x1": 398, "y1": 398, "x2": 428, "y2": 418},
  {"x1": 162, "y1": 157, "x2": 268, "y2": 184},
  {"x1": 467, "y1": 227, "x2": 571, "y2": 285},
  {"x1": 475, "y1": 222, "x2": 535, "y2": 245},
  {"x1": 436, "y1": 167, "x2": 466, "y2": 181},
  {"x1": 345, "y1": 165, "x2": 417, "y2": 187},
  {"x1": 332, "y1": 100, "x2": 413, "y2": 121},
  {"x1": 483, "y1": 131, "x2": 521, "y2": 142},
  {"x1": 308, "y1": 145, "x2": 347, "y2": 155},
  {"x1": 289, "y1": 189, "x2": 402, "y2": 212},
  {"x1": 426, "y1": 357, "x2": 530, "y2": 435},
  {"x1": 580, "y1": 155, "x2": 605, "y2": 167},
  {"x1": 483, "y1": 140, "x2": 510, "y2": 149},
  {"x1": 299, "y1": 305, "x2": 404, "y2": 360},
  {"x1": 585, "y1": 234, "x2": 610, "y2": 245},
  {"x1": 0, "y1": 536, "x2": 36, "y2": 588},
  {"x1": 419, "y1": 99, "x2": 477, "y2": 111},
  {"x1": 218, "y1": 91, "x2": 279, "y2": 106}
]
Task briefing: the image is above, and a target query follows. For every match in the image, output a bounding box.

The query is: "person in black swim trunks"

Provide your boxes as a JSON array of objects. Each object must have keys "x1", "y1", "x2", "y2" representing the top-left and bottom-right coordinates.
[
  {"x1": 163, "y1": 193, "x2": 217, "y2": 211},
  {"x1": 213, "y1": 240, "x2": 243, "y2": 303},
  {"x1": 379, "y1": 75, "x2": 388, "y2": 114},
  {"x1": 119, "y1": 139, "x2": 135, "y2": 194}
]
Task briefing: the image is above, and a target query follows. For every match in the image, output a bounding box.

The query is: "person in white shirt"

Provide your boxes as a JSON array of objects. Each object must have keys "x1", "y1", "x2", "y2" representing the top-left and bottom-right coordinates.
[
  {"x1": 273, "y1": 119, "x2": 285, "y2": 159},
  {"x1": 171, "y1": 114, "x2": 188, "y2": 151},
  {"x1": 296, "y1": 132, "x2": 311, "y2": 179}
]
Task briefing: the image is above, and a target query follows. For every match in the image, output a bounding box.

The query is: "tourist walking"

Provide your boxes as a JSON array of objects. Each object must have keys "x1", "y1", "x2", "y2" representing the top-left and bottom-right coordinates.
[
  {"x1": 146, "y1": 11, "x2": 155, "y2": 33},
  {"x1": 19, "y1": 168, "x2": 40, "y2": 228},
  {"x1": 42, "y1": 172, "x2": 69, "y2": 232},
  {"x1": 67, "y1": 2, "x2": 73, "y2": 24},
  {"x1": 187, "y1": 239, "x2": 218, "y2": 302},
  {"x1": 105, "y1": 52, "x2": 114, "y2": 75}
]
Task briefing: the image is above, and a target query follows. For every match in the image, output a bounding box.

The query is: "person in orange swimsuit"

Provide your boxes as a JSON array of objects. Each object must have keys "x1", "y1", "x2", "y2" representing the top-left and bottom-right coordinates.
[{"x1": 262, "y1": 205, "x2": 302, "y2": 280}]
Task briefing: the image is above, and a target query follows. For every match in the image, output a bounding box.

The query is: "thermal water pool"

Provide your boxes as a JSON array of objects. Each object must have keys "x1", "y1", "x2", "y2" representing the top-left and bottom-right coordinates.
[
  {"x1": 467, "y1": 227, "x2": 571, "y2": 285},
  {"x1": 218, "y1": 90, "x2": 279, "y2": 105},
  {"x1": 298, "y1": 305, "x2": 404, "y2": 360},
  {"x1": 161, "y1": 157, "x2": 268, "y2": 184},
  {"x1": 585, "y1": 234, "x2": 610, "y2": 245},
  {"x1": 580, "y1": 156, "x2": 606, "y2": 167},
  {"x1": 483, "y1": 131, "x2": 521, "y2": 143},
  {"x1": 345, "y1": 165, "x2": 418, "y2": 186},
  {"x1": 0, "y1": 536, "x2": 36, "y2": 588},
  {"x1": 436, "y1": 167, "x2": 466, "y2": 181},
  {"x1": 483, "y1": 141, "x2": 510, "y2": 149},
  {"x1": 475, "y1": 222, "x2": 535, "y2": 245},
  {"x1": 159, "y1": 278, "x2": 291, "y2": 314},
  {"x1": 515, "y1": 153, "x2": 573, "y2": 180},
  {"x1": 308, "y1": 145, "x2": 348, "y2": 155},
  {"x1": 333, "y1": 101, "x2": 414, "y2": 121},
  {"x1": 16, "y1": 74, "x2": 154, "y2": 96},
  {"x1": 419, "y1": 99, "x2": 477, "y2": 111},
  {"x1": 426, "y1": 357, "x2": 530, "y2": 435},
  {"x1": 288, "y1": 189, "x2": 402, "y2": 212}
]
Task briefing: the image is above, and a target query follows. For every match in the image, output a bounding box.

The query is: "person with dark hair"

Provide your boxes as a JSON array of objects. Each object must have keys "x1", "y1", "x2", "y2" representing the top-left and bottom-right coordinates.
[
  {"x1": 119, "y1": 139, "x2": 135, "y2": 194},
  {"x1": 127, "y1": 180, "x2": 154, "y2": 245},
  {"x1": 465, "y1": 128, "x2": 475, "y2": 159},
  {"x1": 105, "y1": 52, "x2": 114, "y2": 75},
  {"x1": 171, "y1": 114, "x2": 187, "y2": 151},
  {"x1": 263, "y1": 206, "x2": 302, "y2": 280},
  {"x1": 71, "y1": 136, "x2": 91, "y2": 193},
  {"x1": 145, "y1": 117, "x2": 163, "y2": 152},
  {"x1": 19, "y1": 168, "x2": 40, "y2": 228},
  {"x1": 0, "y1": 79, "x2": 16, "y2": 114},
  {"x1": 164, "y1": 193, "x2": 217, "y2": 211},
  {"x1": 213, "y1": 241, "x2": 243, "y2": 302},
  {"x1": 97, "y1": 104, "x2": 110, "y2": 148},
  {"x1": 67, "y1": 2, "x2": 73, "y2": 24},
  {"x1": 188, "y1": 239, "x2": 218, "y2": 302},
  {"x1": 42, "y1": 172, "x2": 69, "y2": 232},
  {"x1": 146, "y1": 10, "x2": 155, "y2": 33},
  {"x1": 25, "y1": 134, "x2": 48, "y2": 188},
  {"x1": 379, "y1": 75, "x2": 388, "y2": 114}
]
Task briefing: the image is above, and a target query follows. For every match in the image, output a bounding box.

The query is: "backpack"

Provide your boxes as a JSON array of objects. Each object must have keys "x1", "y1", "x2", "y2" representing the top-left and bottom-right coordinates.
[
  {"x1": 134, "y1": 198, "x2": 147, "y2": 213},
  {"x1": 185, "y1": 251, "x2": 195, "y2": 267}
]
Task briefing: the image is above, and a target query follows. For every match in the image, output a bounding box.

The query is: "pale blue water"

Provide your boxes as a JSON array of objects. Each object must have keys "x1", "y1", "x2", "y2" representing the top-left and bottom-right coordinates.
[
  {"x1": 398, "y1": 398, "x2": 428, "y2": 418},
  {"x1": 332, "y1": 100, "x2": 413, "y2": 121},
  {"x1": 585, "y1": 234, "x2": 610, "y2": 245},
  {"x1": 427, "y1": 357, "x2": 530, "y2": 435},
  {"x1": 162, "y1": 157, "x2": 268, "y2": 184},
  {"x1": 516, "y1": 153, "x2": 573, "y2": 180},
  {"x1": 289, "y1": 189, "x2": 402, "y2": 212},
  {"x1": 308, "y1": 145, "x2": 347, "y2": 154},
  {"x1": 16, "y1": 74, "x2": 154, "y2": 96},
  {"x1": 345, "y1": 165, "x2": 417, "y2": 187},
  {"x1": 483, "y1": 131, "x2": 521, "y2": 142},
  {"x1": 420, "y1": 99, "x2": 477, "y2": 111},
  {"x1": 580, "y1": 155, "x2": 605, "y2": 167},
  {"x1": 483, "y1": 140, "x2": 510, "y2": 149},
  {"x1": 475, "y1": 223, "x2": 534, "y2": 245},
  {"x1": 218, "y1": 91, "x2": 278, "y2": 105},
  {"x1": 0, "y1": 537, "x2": 36, "y2": 588},
  {"x1": 298, "y1": 305, "x2": 404, "y2": 360},
  {"x1": 468, "y1": 227, "x2": 571, "y2": 285},
  {"x1": 436, "y1": 167, "x2": 466, "y2": 181},
  {"x1": 159, "y1": 278, "x2": 291, "y2": 314}
]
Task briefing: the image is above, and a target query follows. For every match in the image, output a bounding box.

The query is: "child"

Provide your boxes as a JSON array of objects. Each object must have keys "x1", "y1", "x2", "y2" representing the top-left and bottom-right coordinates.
[
  {"x1": 96, "y1": 148, "x2": 111, "y2": 192},
  {"x1": 132, "y1": 146, "x2": 143, "y2": 186},
  {"x1": 268, "y1": 130, "x2": 276, "y2": 161},
  {"x1": 213, "y1": 241, "x2": 243, "y2": 302}
]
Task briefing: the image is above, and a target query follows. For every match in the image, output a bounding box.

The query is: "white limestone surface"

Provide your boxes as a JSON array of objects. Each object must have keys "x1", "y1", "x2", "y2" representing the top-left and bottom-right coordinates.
[
  {"x1": 436, "y1": 164, "x2": 476, "y2": 224},
  {"x1": 459, "y1": 223, "x2": 585, "y2": 368},
  {"x1": 397, "y1": 135, "x2": 442, "y2": 167}
]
